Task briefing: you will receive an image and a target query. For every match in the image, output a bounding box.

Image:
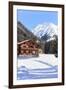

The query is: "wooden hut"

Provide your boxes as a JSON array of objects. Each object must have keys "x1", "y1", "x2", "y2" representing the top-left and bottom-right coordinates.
[{"x1": 17, "y1": 40, "x2": 39, "y2": 56}]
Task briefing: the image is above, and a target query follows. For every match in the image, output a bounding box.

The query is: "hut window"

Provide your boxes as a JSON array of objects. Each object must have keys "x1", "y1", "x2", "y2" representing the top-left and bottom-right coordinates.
[
  {"x1": 32, "y1": 51, "x2": 35, "y2": 54},
  {"x1": 26, "y1": 50, "x2": 29, "y2": 54},
  {"x1": 21, "y1": 50, "x2": 24, "y2": 54},
  {"x1": 30, "y1": 46, "x2": 33, "y2": 48},
  {"x1": 21, "y1": 44, "x2": 28, "y2": 48},
  {"x1": 26, "y1": 45, "x2": 28, "y2": 48}
]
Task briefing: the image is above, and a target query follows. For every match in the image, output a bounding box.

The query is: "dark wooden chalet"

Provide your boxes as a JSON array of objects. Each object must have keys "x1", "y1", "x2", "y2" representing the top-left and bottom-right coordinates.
[{"x1": 17, "y1": 40, "x2": 39, "y2": 56}]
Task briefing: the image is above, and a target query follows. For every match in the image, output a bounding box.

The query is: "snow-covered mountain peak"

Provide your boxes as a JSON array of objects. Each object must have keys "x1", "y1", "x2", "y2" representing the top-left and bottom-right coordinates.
[{"x1": 32, "y1": 22, "x2": 58, "y2": 38}]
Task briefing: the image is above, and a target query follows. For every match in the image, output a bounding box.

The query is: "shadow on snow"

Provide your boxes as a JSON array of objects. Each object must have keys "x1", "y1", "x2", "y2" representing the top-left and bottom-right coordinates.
[{"x1": 17, "y1": 65, "x2": 58, "y2": 80}]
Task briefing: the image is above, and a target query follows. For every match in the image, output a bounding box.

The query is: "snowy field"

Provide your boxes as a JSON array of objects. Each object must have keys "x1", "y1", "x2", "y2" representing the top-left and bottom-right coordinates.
[{"x1": 17, "y1": 54, "x2": 58, "y2": 80}]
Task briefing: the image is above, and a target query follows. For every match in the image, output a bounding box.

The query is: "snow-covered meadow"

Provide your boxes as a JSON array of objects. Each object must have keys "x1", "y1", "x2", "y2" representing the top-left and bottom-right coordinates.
[{"x1": 17, "y1": 54, "x2": 58, "y2": 80}]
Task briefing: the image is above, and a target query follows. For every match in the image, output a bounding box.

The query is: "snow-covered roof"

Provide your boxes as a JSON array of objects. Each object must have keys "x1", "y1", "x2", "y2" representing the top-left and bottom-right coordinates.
[
  {"x1": 46, "y1": 37, "x2": 55, "y2": 42},
  {"x1": 17, "y1": 39, "x2": 31, "y2": 44}
]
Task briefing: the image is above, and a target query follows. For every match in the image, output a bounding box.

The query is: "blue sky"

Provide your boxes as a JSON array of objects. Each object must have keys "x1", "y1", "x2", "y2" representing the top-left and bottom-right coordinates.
[{"x1": 17, "y1": 9, "x2": 58, "y2": 31}]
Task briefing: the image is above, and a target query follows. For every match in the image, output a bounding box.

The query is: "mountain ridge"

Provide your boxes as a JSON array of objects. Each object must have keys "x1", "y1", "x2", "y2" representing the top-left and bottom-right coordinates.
[
  {"x1": 17, "y1": 21, "x2": 41, "y2": 42},
  {"x1": 32, "y1": 22, "x2": 58, "y2": 41}
]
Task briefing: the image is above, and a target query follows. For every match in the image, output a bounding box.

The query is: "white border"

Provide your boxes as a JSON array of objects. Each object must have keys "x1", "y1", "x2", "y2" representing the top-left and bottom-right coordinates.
[{"x1": 13, "y1": 5, "x2": 62, "y2": 85}]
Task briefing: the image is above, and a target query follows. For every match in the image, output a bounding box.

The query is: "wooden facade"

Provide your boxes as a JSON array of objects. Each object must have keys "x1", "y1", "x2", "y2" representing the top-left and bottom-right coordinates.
[{"x1": 17, "y1": 40, "x2": 39, "y2": 56}]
